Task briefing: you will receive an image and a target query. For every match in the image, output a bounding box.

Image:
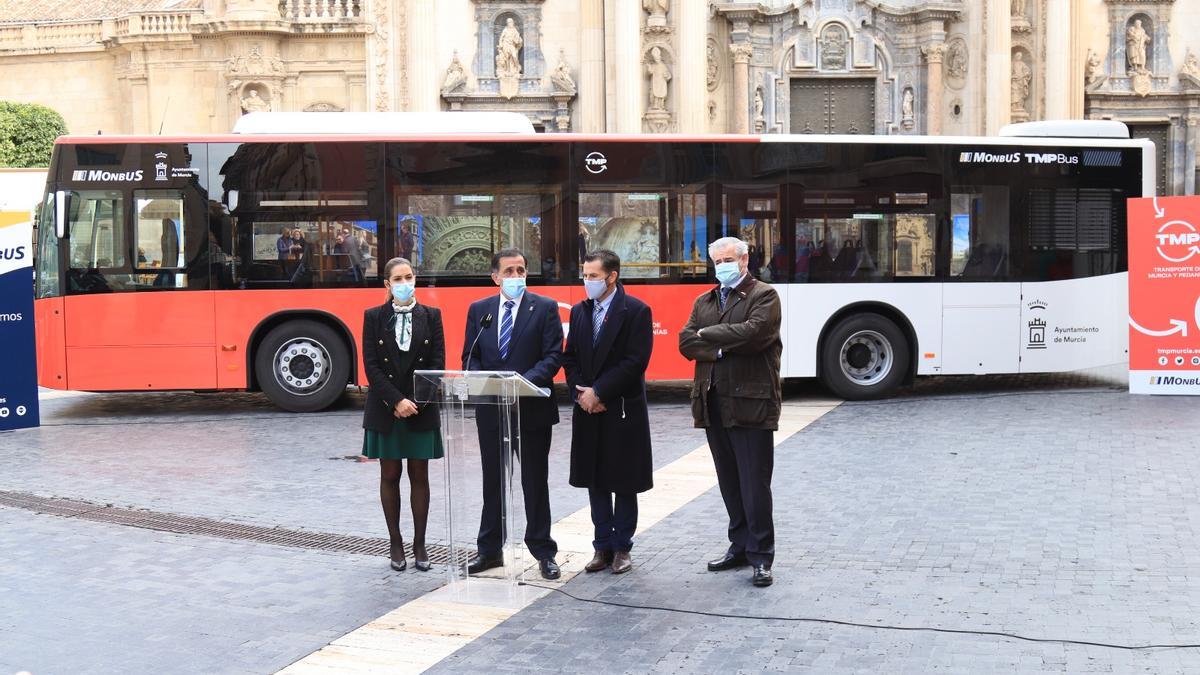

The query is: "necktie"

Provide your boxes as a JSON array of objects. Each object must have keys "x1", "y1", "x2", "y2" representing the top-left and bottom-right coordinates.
[
  {"x1": 498, "y1": 300, "x2": 515, "y2": 360},
  {"x1": 719, "y1": 286, "x2": 733, "y2": 310},
  {"x1": 592, "y1": 302, "x2": 604, "y2": 345}
]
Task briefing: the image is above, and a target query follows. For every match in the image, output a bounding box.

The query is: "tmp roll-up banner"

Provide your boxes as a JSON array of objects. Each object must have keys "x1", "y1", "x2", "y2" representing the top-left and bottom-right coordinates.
[
  {"x1": 1128, "y1": 196, "x2": 1200, "y2": 395},
  {"x1": 0, "y1": 211, "x2": 39, "y2": 430}
]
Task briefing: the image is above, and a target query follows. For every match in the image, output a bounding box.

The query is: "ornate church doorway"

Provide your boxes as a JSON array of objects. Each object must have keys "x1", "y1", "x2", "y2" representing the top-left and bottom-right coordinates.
[{"x1": 789, "y1": 78, "x2": 876, "y2": 134}]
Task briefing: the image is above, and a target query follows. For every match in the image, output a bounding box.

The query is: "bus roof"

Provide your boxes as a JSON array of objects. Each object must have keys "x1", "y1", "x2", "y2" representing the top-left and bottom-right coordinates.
[
  {"x1": 54, "y1": 131, "x2": 1149, "y2": 148},
  {"x1": 999, "y1": 120, "x2": 1130, "y2": 139},
  {"x1": 232, "y1": 111, "x2": 538, "y2": 135}
]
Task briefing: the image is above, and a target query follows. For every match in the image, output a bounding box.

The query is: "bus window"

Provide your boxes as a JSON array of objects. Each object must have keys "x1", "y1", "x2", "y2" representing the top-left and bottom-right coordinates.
[
  {"x1": 134, "y1": 190, "x2": 187, "y2": 289},
  {"x1": 722, "y1": 189, "x2": 781, "y2": 282},
  {"x1": 35, "y1": 192, "x2": 58, "y2": 299},
  {"x1": 795, "y1": 190, "x2": 935, "y2": 282},
  {"x1": 395, "y1": 191, "x2": 554, "y2": 278},
  {"x1": 1026, "y1": 187, "x2": 1124, "y2": 280},
  {"x1": 578, "y1": 188, "x2": 706, "y2": 281},
  {"x1": 951, "y1": 187, "x2": 1010, "y2": 279},
  {"x1": 66, "y1": 190, "x2": 126, "y2": 292}
]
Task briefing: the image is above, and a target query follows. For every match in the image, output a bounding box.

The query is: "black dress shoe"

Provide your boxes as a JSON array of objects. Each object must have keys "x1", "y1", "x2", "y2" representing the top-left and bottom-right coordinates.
[
  {"x1": 467, "y1": 553, "x2": 504, "y2": 575},
  {"x1": 539, "y1": 558, "x2": 561, "y2": 580},
  {"x1": 751, "y1": 565, "x2": 773, "y2": 587},
  {"x1": 707, "y1": 552, "x2": 750, "y2": 572}
]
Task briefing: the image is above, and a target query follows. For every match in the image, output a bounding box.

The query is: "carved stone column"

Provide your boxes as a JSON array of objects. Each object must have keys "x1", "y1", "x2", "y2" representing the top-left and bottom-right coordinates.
[
  {"x1": 922, "y1": 42, "x2": 946, "y2": 135},
  {"x1": 579, "y1": 0, "x2": 605, "y2": 132},
  {"x1": 347, "y1": 74, "x2": 366, "y2": 112},
  {"x1": 407, "y1": 0, "x2": 437, "y2": 111},
  {"x1": 1044, "y1": 0, "x2": 1071, "y2": 120},
  {"x1": 675, "y1": 0, "x2": 706, "y2": 134},
  {"x1": 730, "y1": 43, "x2": 753, "y2": 134},
  {"x1": 985, "y1": 0, "x2": 1011, "y2": 133},
  {"x1": 614, "y1": 0, "x2": 641, "y2": 133},
  {"x1": 283, "y1": 75, "x2": 299, "y2": 112}
]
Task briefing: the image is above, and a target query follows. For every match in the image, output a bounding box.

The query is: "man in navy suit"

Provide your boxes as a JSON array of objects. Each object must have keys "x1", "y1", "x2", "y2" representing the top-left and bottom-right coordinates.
[
  {"x1": 562, "y1": 249, "x2": 654, "y2": 576},
  {"x1": 462, "y1": 248, "x2": 564, "y2": 580}
]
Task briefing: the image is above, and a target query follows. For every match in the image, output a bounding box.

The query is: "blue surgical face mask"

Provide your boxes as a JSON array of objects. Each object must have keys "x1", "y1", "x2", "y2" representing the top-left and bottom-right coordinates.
[
  {"x1": 391, "y1": 282, "x2": 415, "y2": 303},
  {"x1": 501, "y1": 276, "x2": 526, "y2": 299},
  {"x1": 584, "y1": 278, "x2": 608, "y2": 300},
  {"x1": 715, "y1": 261, "x2": 742, "y2": 287}
]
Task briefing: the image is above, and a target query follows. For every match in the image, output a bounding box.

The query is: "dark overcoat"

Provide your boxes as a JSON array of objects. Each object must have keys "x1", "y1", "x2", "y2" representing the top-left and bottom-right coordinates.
[
  {"x1": 361, "y1": 301, "x2": 445, "y2": 433},
  {"x1": 678, "y1": 276, "x2": 782, "y2": 430},
  {"x1": 562, "y1": 285, "x2": 654, "y2": 494}
]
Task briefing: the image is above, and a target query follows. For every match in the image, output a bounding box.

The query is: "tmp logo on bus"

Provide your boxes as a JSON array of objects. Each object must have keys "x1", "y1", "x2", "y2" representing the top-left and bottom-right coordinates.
[
  {"x1": 584, "y1": 152, "x2": 608, "y2": 174},
  {"x1": 958, "y1": 151, "x2": 1079, "y2": 165}
]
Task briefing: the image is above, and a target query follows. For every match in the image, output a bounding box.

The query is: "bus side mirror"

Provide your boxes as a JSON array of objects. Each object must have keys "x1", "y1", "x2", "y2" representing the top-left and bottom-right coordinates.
[{"x1": 55, "y1": 191, "x2": 67, "y2": 239}]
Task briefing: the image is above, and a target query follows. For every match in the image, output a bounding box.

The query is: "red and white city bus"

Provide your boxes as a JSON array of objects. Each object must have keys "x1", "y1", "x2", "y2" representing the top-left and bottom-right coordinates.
[{"x1": 33, "y1": 114, "x2": 1152, "y2": 411}]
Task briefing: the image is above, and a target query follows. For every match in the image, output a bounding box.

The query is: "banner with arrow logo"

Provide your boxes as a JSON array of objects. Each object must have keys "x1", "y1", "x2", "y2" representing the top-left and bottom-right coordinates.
[{"x1": 1129, "y1": 196, "x2": 1200, "y2": 395}]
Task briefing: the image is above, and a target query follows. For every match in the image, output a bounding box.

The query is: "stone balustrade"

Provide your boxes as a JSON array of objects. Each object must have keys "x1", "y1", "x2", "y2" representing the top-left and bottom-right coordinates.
[
  {"x1": 32, "y1": 20, "x2": 104, "y2": 47},
  {"x1": 279, "y1": 0, "x2": 362, "y2": 22},
  {"x1": 115, "y1": 12, "x2": 197, "y2": 37}
]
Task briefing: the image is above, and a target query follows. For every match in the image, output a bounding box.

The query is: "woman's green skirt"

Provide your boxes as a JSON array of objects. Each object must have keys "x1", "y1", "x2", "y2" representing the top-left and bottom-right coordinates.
[{"x1": 362, "y1": 421, "x2": 444, "y2": 460}]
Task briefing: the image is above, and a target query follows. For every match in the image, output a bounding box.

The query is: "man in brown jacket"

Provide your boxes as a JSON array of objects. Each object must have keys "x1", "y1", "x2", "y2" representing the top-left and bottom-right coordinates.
[{"x1": 679, "y1": 236, "x2": 783, "y2": 587}]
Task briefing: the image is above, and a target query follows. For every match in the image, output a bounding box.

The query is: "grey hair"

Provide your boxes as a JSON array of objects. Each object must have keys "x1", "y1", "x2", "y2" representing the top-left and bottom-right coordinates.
[{"x1": 708, "y1": 236, "x2": 749, "y2": 258}]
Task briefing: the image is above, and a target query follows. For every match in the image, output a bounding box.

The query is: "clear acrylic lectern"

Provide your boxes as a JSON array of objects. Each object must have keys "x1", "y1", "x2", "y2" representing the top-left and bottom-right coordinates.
[{"x1": 414, "y1": 369, "x2": 550, "y2": 589}]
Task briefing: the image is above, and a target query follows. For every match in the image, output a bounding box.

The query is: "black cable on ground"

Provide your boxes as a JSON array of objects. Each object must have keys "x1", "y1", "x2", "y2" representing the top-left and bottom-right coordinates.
[{"x1": 518, "y1": 581, "x2": 1200, "y2": 651}]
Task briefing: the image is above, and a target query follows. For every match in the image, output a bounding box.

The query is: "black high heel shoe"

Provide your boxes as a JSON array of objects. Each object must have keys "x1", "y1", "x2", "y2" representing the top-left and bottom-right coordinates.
[
  {"x1": 389, "y1": 541, "x2": 407, "y2": 572},
  {"x1": 413, "y1": 544, "x2": 431, "y2": 572}
]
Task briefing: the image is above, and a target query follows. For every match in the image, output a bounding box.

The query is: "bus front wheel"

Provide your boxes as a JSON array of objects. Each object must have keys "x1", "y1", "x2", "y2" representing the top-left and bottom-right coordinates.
[
  {"x1": 819, "y1": 313, "x2": 910, "y2": 400},
  {"x1": 255, "y1": 320, "x2": 350, "y2": 412}
]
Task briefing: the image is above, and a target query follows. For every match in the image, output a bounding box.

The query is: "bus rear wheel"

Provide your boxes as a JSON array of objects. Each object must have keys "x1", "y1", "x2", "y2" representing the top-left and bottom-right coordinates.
[
  {"x1": 255, "y1": 320, "x2": 350, "y2": 412},
  {"x1": 819, "y1": 313, "x2": 910, "y2": 400}
]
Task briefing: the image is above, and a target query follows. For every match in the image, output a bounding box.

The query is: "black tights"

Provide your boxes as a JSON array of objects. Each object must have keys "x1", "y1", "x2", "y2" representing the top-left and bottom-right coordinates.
[{"x1": 380, "y1": 459, "x2": 431, "y2": 560}]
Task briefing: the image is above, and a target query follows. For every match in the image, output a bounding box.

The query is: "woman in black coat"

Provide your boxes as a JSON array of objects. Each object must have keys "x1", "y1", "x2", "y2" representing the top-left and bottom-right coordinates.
[{"x1": 362, "y1": 257, "x2": 445, "y2": 571}]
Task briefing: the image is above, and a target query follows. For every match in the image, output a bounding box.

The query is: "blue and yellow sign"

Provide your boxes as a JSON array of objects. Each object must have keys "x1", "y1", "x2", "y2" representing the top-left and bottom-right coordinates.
[{"x1": 0, "y1": 211, "x2": 39, "y2": 430}]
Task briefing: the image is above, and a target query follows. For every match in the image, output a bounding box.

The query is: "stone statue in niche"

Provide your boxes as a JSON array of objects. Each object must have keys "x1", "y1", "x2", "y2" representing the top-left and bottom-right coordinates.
[
  {"x1": 496, "y1": 17, "x2": 524, "y2": 99},
  {"x1": 900, "y1": 88, "x2": 914, "y2": 130},
  {"x1": 706, "y1": 41, "x2": 720, "y2": 91},
  {"x1": 646, "y1": 46, "x2": 672, "y2": 111},
  {"x1": 1126, "y1": 19, "x2": 1151, "y2": 74},
  {"x1": 947, "y1": 41, "x2": 968, "y2": 80},
  {"x1": 1010, "y1": 52, "x2": 1032, "y2": 118},
  {"x1": 753, "y1": 87, "x2": 765, "y2": 133},
  {"x1": 496, "y1": 18, "x2": 523, "y2": 78},
  {"x1": 441, "y1": 51, "x2": 467, "y2": 94},
  {"x1": 1011, "y1": 0, "x2": 1026, "y2": 17},
  {"x1": 821, "y1": 26, "x2": 848, "y2": 70},
  {"x1": 643, "y1": 0, "x2": 669, "y2": 31},
  {"x1": 1126, "y1": 19, "x2": 1152, "y2": 97},
  {"x1": 240, "y1": 88, "x2": 271, "y2": 114},
  {"x1": 1010, "y1": 0, "x2": 1030, "y2": 32},
  {"x1": 1085, "y1": 49, "x2": 1104, "y2": 88},
  {"x1": 550, "y1": 50, "x2": 576, "y2": 94}
]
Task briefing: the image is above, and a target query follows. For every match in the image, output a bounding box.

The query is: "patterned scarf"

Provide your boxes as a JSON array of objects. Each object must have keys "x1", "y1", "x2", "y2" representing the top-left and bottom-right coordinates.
[{"x1": 388, "y1": 302, "x2": 416, "y2": 352}]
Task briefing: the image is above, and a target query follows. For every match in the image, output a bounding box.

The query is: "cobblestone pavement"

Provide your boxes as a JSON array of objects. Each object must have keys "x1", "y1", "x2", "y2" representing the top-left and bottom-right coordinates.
[
  {"x1": 8, "y1": 371, "x2": 1200, "y2": 673},
  {"x1": 432, "y1": 383, "x2": 1200, "y2": 674},
  {"x1": 0, "y1": 384, "x2": 706, "y2": 674}
]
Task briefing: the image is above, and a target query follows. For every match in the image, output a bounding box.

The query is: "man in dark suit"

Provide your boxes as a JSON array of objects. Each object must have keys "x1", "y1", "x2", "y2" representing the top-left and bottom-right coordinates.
[
  {"x1": 562, "y1": 250, "x2": 654, "y2": 575},
  {"x1": 679, "y1": 236, "x2": 783, "y2": 588},
  {"x1": 462, "y1": 248, "x2": 564, "y2": 580}
]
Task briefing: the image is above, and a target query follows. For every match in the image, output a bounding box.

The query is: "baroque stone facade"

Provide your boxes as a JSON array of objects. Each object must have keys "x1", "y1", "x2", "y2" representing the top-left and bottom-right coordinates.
[{"x1": 2, "y1": 0, "x2": 1200, "y2": 192}]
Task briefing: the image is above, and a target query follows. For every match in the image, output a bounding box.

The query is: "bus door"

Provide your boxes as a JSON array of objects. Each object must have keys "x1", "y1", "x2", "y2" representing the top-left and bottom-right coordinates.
[
  {"x1": 60, "y1": 185, "x2": 218, "y2": 391},
  {"x1": 34, "y1": 190, "x2": 68, "y2": 388},
  {"x1": 941, "y1": 185, "x2": 1021, "y2": 374}
]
